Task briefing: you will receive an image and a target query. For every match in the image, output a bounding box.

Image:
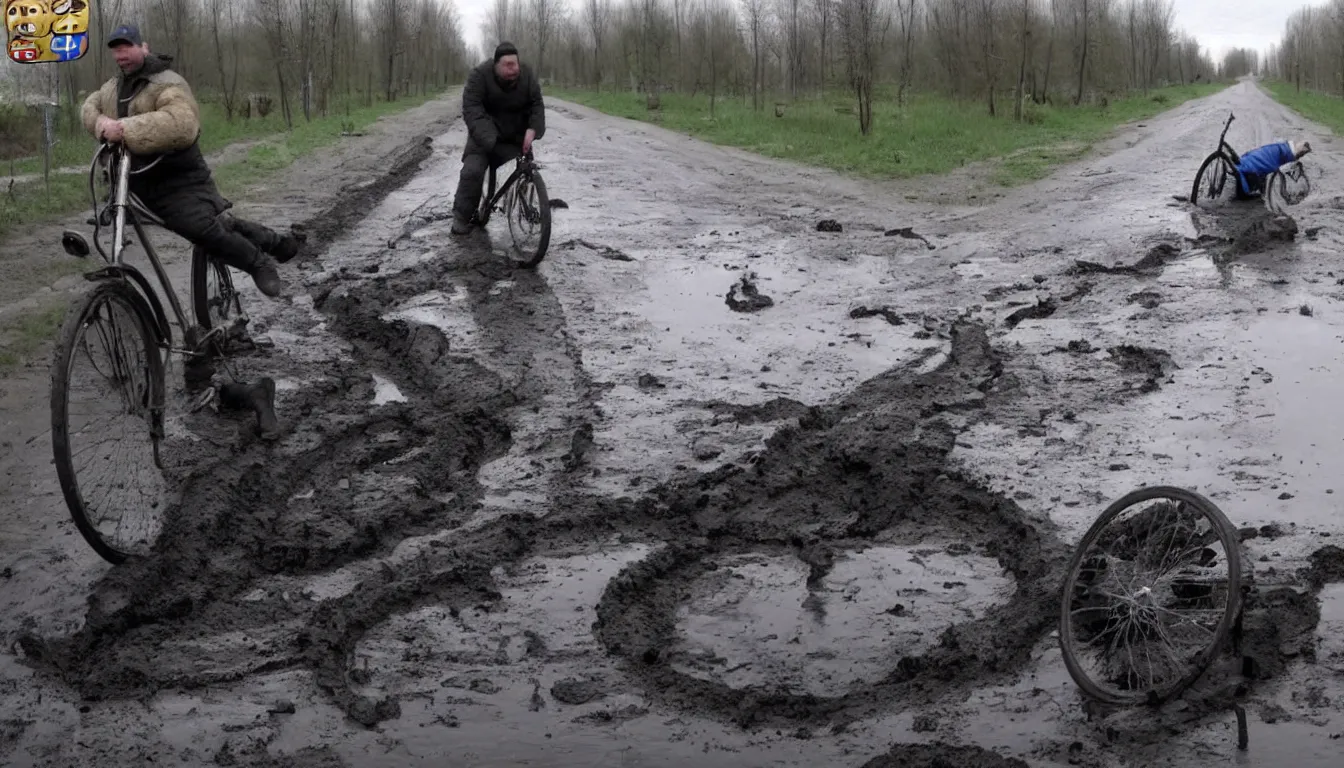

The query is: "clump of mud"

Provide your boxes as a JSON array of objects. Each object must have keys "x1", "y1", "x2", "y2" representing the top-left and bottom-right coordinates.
[
  {"x1": 726, "y1": 272, "x2": 774, "y2": 312},
  {"x1": 850, "y1": 305, "x2": 905, "y2": 325},
  {"x1": 816, "y1": 219, "x2": 842, "y2": 232},
  {"x1": 859, "y1": 742, "x2": 1029, "y2": 768},
  {"x1": 1107, "y1": 345, "x2": 1176, "y2": 391},
  {"x1": 213, "y1": 743, "x2": 347, "y2": 767},
  {"x1": 1068, "y1": 242, "x2": 1182, "y2": 276},
  {"x1": 558, "y1": 238, "x2": 633, "y2": 262},
  {"x1": 1004, "y1": 297, "x2": 1057, "y2": 329},
  {"x1": 885, "y1": 227, "x2": 935, "y2": 249}
]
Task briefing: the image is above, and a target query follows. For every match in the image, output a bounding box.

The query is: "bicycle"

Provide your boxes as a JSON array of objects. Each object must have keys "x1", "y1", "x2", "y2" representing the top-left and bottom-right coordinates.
[
  {"x1": 1191, "y1": 112, "x2": 1312, "y2": 214},
  {"x1": 50, "y1": 141, "x2": 255, "y2": 565},
  {"x1": 470, "y1": 150, "x2": 552, "y2": 268},
  {"x1": 1058, "y1": 485, "x2": 1244, "y2": 705},
  {"x1": 1190, "y1": 112, "x2": 1241, "y2": 207}
]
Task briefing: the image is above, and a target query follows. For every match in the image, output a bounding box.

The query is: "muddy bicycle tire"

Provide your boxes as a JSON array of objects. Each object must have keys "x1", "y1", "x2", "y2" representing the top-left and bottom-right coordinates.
[
  {"x1": 190, "y1": 245, "x2": 243, "y2": 334},
  {"x1": 477, "y1": 167, "x2": 497, "y2": 228},
  {"x1": 51, "y1": 280, "x2": 166, "y2": 565},
  {"x1": 1191, "y1": 152, "x2": 1235, "y2": 206},
  {"x1": 508, "y1": 171, "x2": 551, "y2": 268},
  {"x1": 1058, "y1": 485, "x2": 1242, "y2": 706}
]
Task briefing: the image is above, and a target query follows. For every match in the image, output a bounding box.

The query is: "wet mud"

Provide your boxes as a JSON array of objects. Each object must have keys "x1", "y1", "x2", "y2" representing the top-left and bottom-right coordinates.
[
  {"x1": 4, "y1": 82, "x2": 1344, "y2": 766},
  {"x1": 859, "y1": 742, "x2": 1029, "y2": 768}
]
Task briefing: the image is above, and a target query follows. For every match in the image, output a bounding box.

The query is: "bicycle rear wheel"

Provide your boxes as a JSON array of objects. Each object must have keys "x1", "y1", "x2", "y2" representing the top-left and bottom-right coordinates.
[
  {"x1": 1058, "y1": 486, "x2": 1242, "y2": 705},
  {"x1": 51, "y1": 280, "x2": 168, "y2": 564},
  {"x1": 190, "y1": 245, "x2": 245, "y2": 337},
  {"x1": 507, "y1": 170, "x2": 551, "y2": 268}
]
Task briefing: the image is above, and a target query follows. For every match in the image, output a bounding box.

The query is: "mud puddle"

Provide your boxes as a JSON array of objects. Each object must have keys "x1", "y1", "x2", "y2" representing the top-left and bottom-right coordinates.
[
  {"x1": 1234, "y1": 312, "x2": 1344, "y2": 509},
  {"x1": 668, "y1": 543, "x2": 1015, "y2": 697}
]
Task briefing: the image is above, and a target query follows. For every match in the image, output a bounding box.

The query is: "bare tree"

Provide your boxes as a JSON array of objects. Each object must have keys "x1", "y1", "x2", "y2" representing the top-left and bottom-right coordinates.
[{"x1": 836, "y1": 0, "x2": 886, "y2": 134}]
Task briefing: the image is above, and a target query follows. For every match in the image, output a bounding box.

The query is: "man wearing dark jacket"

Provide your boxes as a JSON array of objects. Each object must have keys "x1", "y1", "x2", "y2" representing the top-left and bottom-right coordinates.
[
  {"x1": 451, "y1": 41, "x2": 546, "y2": 234},
  {"x1": 81, "y1": 24, "x2": 302, "y2": 297}
]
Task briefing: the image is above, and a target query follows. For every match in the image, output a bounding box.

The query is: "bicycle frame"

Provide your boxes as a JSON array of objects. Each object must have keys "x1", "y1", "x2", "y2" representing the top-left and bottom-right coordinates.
[
  {"x1": 74, "y1": 143, "x2": 194, "y2": 351},
  {"x1": 482, "y1": 151, "x2": 538, "y2": 218},
  {"x1": 1216, "y1": 112, "x2": 1241, "y2": 166}
]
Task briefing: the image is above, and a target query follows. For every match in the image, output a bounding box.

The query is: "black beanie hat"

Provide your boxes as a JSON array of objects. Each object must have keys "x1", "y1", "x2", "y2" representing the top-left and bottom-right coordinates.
[{"x1": 494, "y1": 42, "x2": 518, "y2": 62}]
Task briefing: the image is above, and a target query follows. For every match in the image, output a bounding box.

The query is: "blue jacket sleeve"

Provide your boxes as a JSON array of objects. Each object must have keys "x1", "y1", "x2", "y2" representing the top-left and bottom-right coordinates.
[{"x1": 1238, "y1": 142, "x2": 1295, "y2": 176}]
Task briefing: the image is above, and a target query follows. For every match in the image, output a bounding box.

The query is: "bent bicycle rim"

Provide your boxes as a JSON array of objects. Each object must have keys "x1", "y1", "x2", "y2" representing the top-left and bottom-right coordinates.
[
  {"x1": 51, "y1": 281, "x2": 168, "y2": 564},
  {"x1": 1058, "y1": 485, "x2": 1242, "y2": 705}
]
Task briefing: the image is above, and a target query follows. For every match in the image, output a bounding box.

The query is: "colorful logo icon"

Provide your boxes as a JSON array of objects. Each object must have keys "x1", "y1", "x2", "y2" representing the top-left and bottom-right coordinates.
[{"x1": 5, "y1": 0, "x2": 89, "y2": 64}]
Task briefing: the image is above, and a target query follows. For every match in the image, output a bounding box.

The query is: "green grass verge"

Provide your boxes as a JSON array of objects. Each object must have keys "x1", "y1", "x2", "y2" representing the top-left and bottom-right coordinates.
[
  {"x1": 0, "y1": 90, "x2": 446, "y2": 372},
  {"x1": 0, "y1": 297, "x2": 66, "y2": 369},
  {"x1": 553, "y1": 83, "x2": 1228, "y2": 184},
  {"x1": 0, "y1": 91, "x2": 443, "y2": 241},
  {"x1": 1262, "y1": 80, "x2": 1344, "y2": 134}
]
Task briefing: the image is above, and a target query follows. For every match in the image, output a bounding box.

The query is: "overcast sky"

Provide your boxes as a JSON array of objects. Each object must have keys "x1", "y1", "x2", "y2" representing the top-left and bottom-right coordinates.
[{"x1": 455, "y1": 0, "x2": 1314, "y2": 66}]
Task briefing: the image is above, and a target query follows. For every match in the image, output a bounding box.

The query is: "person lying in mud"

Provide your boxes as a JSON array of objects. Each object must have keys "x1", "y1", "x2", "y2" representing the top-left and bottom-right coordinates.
[
  {"x1": 450, "y1": 41, "x2": 546, "y2": 235},
  {"x1": 1233, "y1": 139, "x2": 1312, "y2": 199},
  {"x1": 81, "y1": 24, "x2": 304, "y2": 298}
]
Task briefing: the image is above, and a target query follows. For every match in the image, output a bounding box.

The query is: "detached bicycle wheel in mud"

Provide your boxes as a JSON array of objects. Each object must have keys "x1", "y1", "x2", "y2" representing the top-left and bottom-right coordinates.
[
  {"x1": 1264, "y1": 163, "x2": 1311, "y2": 216},
  {"x1": 506, "y1": 171, "x2": 551, "y2": 268},
  {"x1": 50, "y1": 281, "x2": 168, "y2": 565},
  {"x1": 1058, "y1": 485, "x2": 1242, "y2": 706},
  {"x1": 190, "y1": 245, "x2": 245, "y2": 341},
  {"x1": 1191, "y1": 152, "x2": 1237, "y2": 207}
]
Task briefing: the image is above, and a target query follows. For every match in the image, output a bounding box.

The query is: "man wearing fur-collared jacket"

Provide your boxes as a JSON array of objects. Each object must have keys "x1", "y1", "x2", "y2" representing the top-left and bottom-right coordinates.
[{"x1": 81, "y1": 24, "x2": 302, "y2": 298}]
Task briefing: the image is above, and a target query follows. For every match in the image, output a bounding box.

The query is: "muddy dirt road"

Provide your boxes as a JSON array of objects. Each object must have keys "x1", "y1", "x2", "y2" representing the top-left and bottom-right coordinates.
[{"x1": 2, "y1": 79, "x2": 1344, "y2": 767}]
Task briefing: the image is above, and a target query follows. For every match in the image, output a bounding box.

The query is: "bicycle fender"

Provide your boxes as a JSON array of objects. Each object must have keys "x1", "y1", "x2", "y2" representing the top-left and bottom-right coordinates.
[{"x1": 83, "y1": 264, "x2": 173, "y2": 348}]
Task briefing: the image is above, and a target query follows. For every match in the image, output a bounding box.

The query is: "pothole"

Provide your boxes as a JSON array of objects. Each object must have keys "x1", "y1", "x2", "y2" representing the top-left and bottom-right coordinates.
[{"x1": 668, "y1": 544, "x2": 1016, "y2": 696}]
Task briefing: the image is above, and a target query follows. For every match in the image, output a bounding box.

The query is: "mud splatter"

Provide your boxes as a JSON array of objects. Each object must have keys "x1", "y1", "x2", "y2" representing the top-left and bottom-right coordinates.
[
  {"x1": 1004, "y1": 298, "x2": 1057, "y2": 329},
  {"x1": 697, "y1": 397, "x2": 812, "y2": 425},
  {"x1": 859, "y1": 742, "x2": 1029, "y2": 768},
  {"x1": 558, "y1": 238, "x2": 633, "y2": 262},
  {"x1": 885, "y1": 227, "x2": 935, "y2": 249},
  {"x1": 850, "y1": 305, "x2": 905, "y2": 325},
  {"x1": 1068, "y1": 242, "x2": 1182, "y2": 276},
  {"x1": 726, "y1": 273, "x2": 774, "y2": 312},
  {"x1": 1107, "y1": 345, "x2": 1176, "y2": 391}
]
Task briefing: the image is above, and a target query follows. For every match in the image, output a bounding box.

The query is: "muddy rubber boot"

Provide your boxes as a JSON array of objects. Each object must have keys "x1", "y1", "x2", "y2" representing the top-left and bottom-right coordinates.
[
  {"x1": 219, "y1": 376, "x2": 280, "y2": 440},
  {"x1": 450, "y1": 214, "x2": 472, "y2": 236},
  {"x1": 249, "y1": 257, "x2": 286, "y2": 298},
  {"x1": 271, "y1": 230, "x2": 307, "y2": 264}
]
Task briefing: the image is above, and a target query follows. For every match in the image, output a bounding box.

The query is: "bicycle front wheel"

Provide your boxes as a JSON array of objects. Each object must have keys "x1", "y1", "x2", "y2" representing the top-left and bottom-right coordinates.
[
  {"x1": 507, "y1": 171, "x2": 551, "y2": 268},
  {"x1": 1058, "y1": 486, "x2": 1242, "y2": 705},
  {"x1": 51, "y1": 280, "x2": 168, "y2": 564},
  {"x1": 1191, "y1": 152, "x2": 1236, "y2": 207}
]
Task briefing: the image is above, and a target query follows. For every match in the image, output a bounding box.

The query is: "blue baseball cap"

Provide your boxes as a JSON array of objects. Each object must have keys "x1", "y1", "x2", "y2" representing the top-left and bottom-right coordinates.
[{"x1": 107, "y1": 24, "x2": 142, "y2": 48}]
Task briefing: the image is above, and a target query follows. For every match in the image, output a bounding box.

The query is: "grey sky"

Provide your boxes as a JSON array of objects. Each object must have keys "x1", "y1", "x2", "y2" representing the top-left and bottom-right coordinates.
[{"x1": 455, "y1": 0, "x2": 1310, "y2": 67}]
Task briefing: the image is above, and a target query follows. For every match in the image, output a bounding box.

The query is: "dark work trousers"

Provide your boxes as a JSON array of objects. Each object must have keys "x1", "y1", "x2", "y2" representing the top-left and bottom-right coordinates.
[
  {"x1": 452, "y1": 142, "x2": 523, "y2": 222},
  {"x1": 137, "y1": 182, "x2": 282, "y2": 274}
]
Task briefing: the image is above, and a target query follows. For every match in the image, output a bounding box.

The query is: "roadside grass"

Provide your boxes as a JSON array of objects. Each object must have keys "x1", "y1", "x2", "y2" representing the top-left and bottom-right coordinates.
[
  {"x1": 552, "y1": 83, "x2": 1228, "y2": 184},
  {"x1": 1262, "y1": 81, "x2": 1344, "y2": 135},
  {"x1": 0, "y1": 297, "x2": 66, "y2": 369},
  {"x1": 0, "y1": 91, "x2": 443, "y2": 240},
  {"x1": 0, "y1": 90, "x2": 446, "y2": 372}
]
